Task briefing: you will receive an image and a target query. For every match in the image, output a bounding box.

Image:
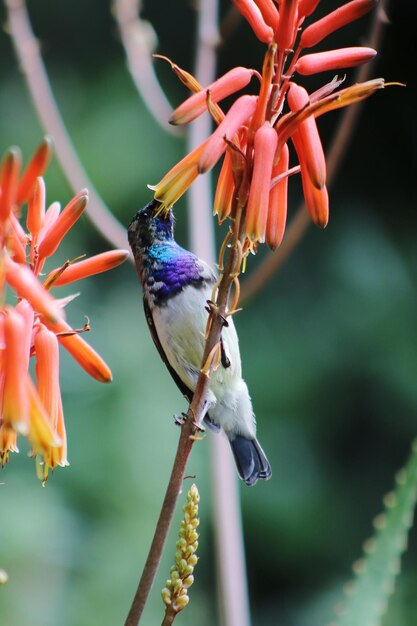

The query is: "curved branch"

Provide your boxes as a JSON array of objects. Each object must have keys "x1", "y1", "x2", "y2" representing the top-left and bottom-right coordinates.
[
  {"x1": 5, "y1": 0, "x2": 129, "y2": 252},
  {"x1": 112, "y1": 0, "x2": 182, "y2": 137},
  {"x1": 240, "y1": 0, "x2": 390, "y2": 305}
]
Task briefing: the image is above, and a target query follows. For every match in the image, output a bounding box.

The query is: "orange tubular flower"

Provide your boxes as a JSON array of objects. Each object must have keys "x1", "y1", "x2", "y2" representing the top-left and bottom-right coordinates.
[
  {"x1": 298, "y1": 0, "x2": 321, "y2": 18},
  {"x1": 245, "y1": 123, "x2": 278, "y2": 242},
  {"x1": 198, "y1": 95, "x2": 258, "y2": 174},
  {"x1": 295, "y1": 47, "x2": 377, "y2": 75},
  {"x1": 287, "y1": 83, "x2": 326, "y2": 189},
  {"x1": 231, "y1": 0, "x2": 274, "y2": 43},
  {"x1": 170, "y1": 67, "x2": 257, "y2": 126},
  {"x1": 214, "y1": 151, "x2": 235, "y2": 223},
  {"x1": 266, "y1": 143, "x2": 290, "y2": 250},
  {"x1": 16, "y1": 136, "x2": 53, "y2": 205},
  {"x1": 275, "y1": 0, "x2": 299, "y2": 51},
  {"x1": 300, "y1": 0, "x2": 375, "y2": 48},
  {"x1": 255, "y1": 0, "x2": 279, "y2": 30},
  {"x1": 0, "y1": 139, "x2": 127, "y2": 480}
]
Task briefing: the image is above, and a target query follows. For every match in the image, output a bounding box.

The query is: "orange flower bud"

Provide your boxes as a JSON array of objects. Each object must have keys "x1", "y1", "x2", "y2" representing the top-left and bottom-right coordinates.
[
  {"x1": 214, "y1": 151, "x2": 235, "y2": 223},
  {"x1": 292, "y1": 129, "x2": 329, "y2": 227},
  {"x1": 298, "y1": 0, "x2": 321, "y2": 18},
  {"x1": 266, "y1": 143, "x2": 289, "y2": 250},
  {"x1": 43, "y1": 318, "x2": 113, "y2": 383},
  {"x1": 300, "y1": 0, "x2": 375, "y2": 49},
  {"x1": 245, "y1": 123, "x2": 278, "y2": 242},
  {"x1": 8, "y1": 214, "x2": 27, "y2": 263},
  {"x1": 199, "y1": 95, "x2": 258, "y2": 174},
  {"x1": 16, "y1": 137, "x2": 53, "y2": 205},
  {"x1": 254, "y1": 0, "x2": 279, "y2": 30},
  {"x1": 2, "y1": 307, "x2": 30, "y2": 433},
  {"x1": 295, "y1": 46, "x2": 377, "y2": 75},
  {"x1": 275, "y1": 0, "x2": 299, "y2": 51},
  {"x1": 231, "y1": 0, "x2": 274, "y2": 43},
  {"x1": 5, "y1": 256, "x2": 62, "y2": 323},
  {"x1": 37, "y1": 190, "x2": 88, "y2": 260},
  {"x1": 249, "y1": 45, "x2": 276, "y2": 139},
  {"x1": 170, "y1": 67, "x2": 257, "y2": 126},
  {"x1": 0, "y1": 147, "x2": 22, "y2": 221},
  {"x1": 287, "y1": 83, "x2": 326, "y2": 189},
  {"x1": 46, "y1": 249, "x2": 130, "y2": 287},
  {"x1": 26, "y1": 177, "x2": 46, "y2": 237}
]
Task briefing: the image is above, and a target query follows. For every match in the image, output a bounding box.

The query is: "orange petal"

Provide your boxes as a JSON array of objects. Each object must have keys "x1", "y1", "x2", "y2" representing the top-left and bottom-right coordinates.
[
  {"x1": 170, "y1": 67, "x2": 257, "y2": 126},
  {"x1": 26, "y1": 177, "x2": 46, "y2": 237},
  {"x1": 0, "y1": 147, "x2": 22, "y2": 221},
  {"x1": 231, "y1": 0, "x2": 274, "y2": 43},
  {"x1": 27, "y1": 375, "x2": 60, "y2": 457},
  {"x1": 37, "y1": 190, "x2": 88, "y2": 260},
  {"x1": 8, "y1": 214, "x2": 27, "y2": 264},
  {"x1": 293, "y1": 129, "x2": 329, "y2": 227},
  {"x1": 42, "y1": 317, "x2": 113, "y2": 383},
  {"x1": 266, "y1": 143, "x2": 289, "y2": 250},
  {"x1": 275, "y1": 0, "x2": 299, "y2": 51},
  {"x1": 287, "y1": 83, "x2": 326, "y2": 189},
  {"x1": 295, "y1": 47, "x2": 377, "y2": 75},
  {"x1": 46, "y1": 249, "x2": 130, "y2": 287},
  {"x1": 249, "y1": 45, "x2": 276, "y2": 140},
  {"x1": 299, "y1": 0, "x2": 321, "y2": 18},
  {"x1": 245, "y1": 122, "x2": 278, "y2": 242},
  {"x1": 254, "y1": 0, "x2": 279, "y2": 30},
  {"x1": 0, "y1": 425, "x2": 19, "y2": 467},
  {"x1": 199, "y1": 95, "x2": 258, "y2": 173},
  {"x1": 214, "y1": 151, "x2": 235, "y2": 223},
  {"x1": 5, "y1": 256, "x2": 62, "y2": 323},
  {"x1": 2, "y1": 307, "x2": 30, "y2": 433},
  {"x1": 16, "y1": 137, "x2": 53, "y2": 205}
]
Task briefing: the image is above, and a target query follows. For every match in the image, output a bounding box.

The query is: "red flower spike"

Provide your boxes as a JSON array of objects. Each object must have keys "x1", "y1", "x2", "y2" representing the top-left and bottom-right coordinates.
[
  {"x1": 198, "y1": 95, "x2": 258, "y2": 174},
  {"x1": 43, "y1": 318, "x2": 112, "y2": 383},
  {"x1": 245, "y1": 123, "x2": 278, "y2": 242},
  {"x1": 16, "y1": 137, "x2": 53, "y2": 205},
  {"x1": 298, "y1": 0, "x2": 321, "y2": 18},
  {"x1": 170, "y1": 67, "x2": 257, "y2": 126},
  {"x1": 266, "y1": 143, "x2": 290, "y2": 250},
  {"x1": 214, "y1": 151, "x2": 235, "y2": 223},
  {"x1": 300, "y1": 0, "x2": 376, "y2": 49},
  {"x1": 0, "y1": 147, "x2": 22, "y2": 222},
  {"x1": 275, "y1": 0, "x2": 299, "y2": 52},
  {"x1": 37, "y1": 190, "x2": 88, "y2": 260},
  {"x1": 46, "y1": 250, "x2": 130, "y2": 287},
  {"x1": 5, "y1": 257, "x2": 62, "y2": 323},
  {"x1": 295, "y1": 46, "x2": 377, "y2": 75},
  {"x1": 2, "y1": 308, "x2": 30, "y2": 434},
  {"x1": 27, "y1": 177, "x2": 46, "y2": 237},
  {"x1": 287, "y1": 83, "x2": 326, "y2": 189},
  {"x1": 232, "y1": 0, "x2": 274, "y2": 43},
  {"x1": 254, "y1": 0, "x2": 280, "y2": 30}
]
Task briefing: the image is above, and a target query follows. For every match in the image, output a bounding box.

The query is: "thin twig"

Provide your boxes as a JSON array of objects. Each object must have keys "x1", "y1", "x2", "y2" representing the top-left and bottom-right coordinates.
[
  {"x1": 240, "y1": 0, "x2": 390, "y2": 305},
  {"x1": 112, "y1": 0, "x2": 182, "y2": 137},
  {"x1": 5, "y1": 0, "x2": 129, "y2": 252},
  {"x1": 187, "y1": 1, "x2": 252, "y2": 626}
]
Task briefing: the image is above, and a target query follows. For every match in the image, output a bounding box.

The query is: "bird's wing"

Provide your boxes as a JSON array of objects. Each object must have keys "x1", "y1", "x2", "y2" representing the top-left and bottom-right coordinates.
[{"x1": 143, "y1": 295, "x2": 220, "y2": 433}]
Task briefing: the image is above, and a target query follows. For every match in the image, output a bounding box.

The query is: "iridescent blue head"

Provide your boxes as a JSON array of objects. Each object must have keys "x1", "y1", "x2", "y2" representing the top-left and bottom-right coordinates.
[{"x1": 128, "y1": 199, "x2": 174, "y2": 251}]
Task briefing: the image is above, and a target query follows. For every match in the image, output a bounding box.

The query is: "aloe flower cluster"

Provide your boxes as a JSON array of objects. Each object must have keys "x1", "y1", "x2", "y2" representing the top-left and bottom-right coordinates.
[
  {"x1": 0, "y1": 139, "x2": 128, "y2": 482},
  {"x1": 152, "y1": 0, "x2": 384, "y2": 250}
]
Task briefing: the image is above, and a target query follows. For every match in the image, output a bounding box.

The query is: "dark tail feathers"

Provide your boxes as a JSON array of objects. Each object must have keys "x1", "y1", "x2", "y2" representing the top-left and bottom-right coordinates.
[{"x1": 230, "y1": 435, "x2": 272, "y2": 486}]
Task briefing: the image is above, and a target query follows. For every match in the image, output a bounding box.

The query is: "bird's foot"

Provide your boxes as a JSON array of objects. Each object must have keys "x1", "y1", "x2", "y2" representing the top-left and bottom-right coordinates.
[{"x1": 173, "y1": 412, "x2": 188, "y2": 426}]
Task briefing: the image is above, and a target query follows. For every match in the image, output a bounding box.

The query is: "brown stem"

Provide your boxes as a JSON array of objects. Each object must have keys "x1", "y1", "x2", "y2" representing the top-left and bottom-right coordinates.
[
  {"x1": 161, "y1": 606, "x2": 176, "y2": 626},
  {"x1": 240, "y1": 0, "x2": 390, "y2": 306},
  {"x1": 5, "y1": 0, "x2": 129, "y2": 252},
  {"x1": 125, "y1": 204, "x2": 243, "y2": 625}
]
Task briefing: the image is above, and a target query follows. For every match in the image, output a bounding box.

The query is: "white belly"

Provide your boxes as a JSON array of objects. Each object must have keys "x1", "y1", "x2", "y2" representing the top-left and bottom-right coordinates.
[{"x1": 151, "y1": 284, "x2": 256, "y2": 438}]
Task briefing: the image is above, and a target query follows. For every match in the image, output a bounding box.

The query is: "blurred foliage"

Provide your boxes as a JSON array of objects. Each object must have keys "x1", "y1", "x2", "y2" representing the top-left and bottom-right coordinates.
[{"x1": 0, "y1": 1, "x2": 416, "y2": 626}]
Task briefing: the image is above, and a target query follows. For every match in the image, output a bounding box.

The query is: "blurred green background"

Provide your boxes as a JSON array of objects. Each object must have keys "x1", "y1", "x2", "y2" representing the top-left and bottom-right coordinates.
[{"x1": 0, "y1": 1, "x2": 416, "y2": 625}]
